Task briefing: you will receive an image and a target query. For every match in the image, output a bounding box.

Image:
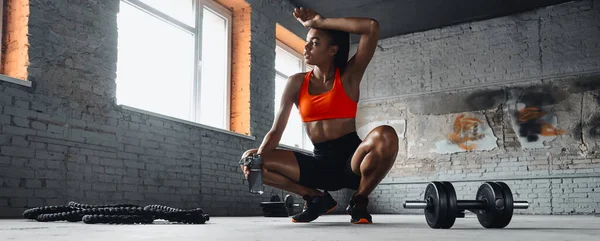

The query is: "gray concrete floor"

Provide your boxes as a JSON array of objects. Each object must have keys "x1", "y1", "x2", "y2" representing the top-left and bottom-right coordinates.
[{"x1": 1, "y1": 214, "x2": 599, "y2": 241}]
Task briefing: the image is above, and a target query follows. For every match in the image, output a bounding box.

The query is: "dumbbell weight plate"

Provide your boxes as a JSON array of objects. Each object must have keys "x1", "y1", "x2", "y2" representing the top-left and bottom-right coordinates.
[
  {"x1": 262, "y1": 205, "x2": 287, "y2": 211},
  {"x1": 261, "y1": 201, "x2": 287, "y2": 218},
  {"x1": 270, "y1": 195, "x2": 282, "y2": 202},
  {"x1": 494, "y1": 182, "x2": 514, "y2": 228},
  {"x1": 475, "y1": 182, "x2": 505, "y2": 228},
  {"x1": 440, "y1": 181, "x2": 457, "y2": 229},
  {"x1": 259, "y1": 202, "x2": 285, "y2": 208},
  {"x1": 424, "y1": 181, "x2": 449, "y2": 229}
]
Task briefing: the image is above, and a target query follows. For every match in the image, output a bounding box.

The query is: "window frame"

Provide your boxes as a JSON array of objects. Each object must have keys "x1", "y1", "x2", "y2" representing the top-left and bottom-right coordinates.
[
  {"x1": 275, "y1": 40, "x2": 312, "y2": 151},
  {"x1": 118, "y1": 0, "x2": 232, "y2": 130}
]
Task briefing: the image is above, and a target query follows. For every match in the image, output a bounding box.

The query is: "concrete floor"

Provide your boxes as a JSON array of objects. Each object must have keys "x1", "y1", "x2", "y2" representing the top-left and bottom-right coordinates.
[{"x1": 1, "y1": 214, "x2": 599, "y2": 241}]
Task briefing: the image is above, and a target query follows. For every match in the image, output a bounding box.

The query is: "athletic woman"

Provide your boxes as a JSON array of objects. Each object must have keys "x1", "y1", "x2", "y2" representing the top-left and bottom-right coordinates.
[{"x1": 241, "y1": 7, "x2": 399, "y2": 224}]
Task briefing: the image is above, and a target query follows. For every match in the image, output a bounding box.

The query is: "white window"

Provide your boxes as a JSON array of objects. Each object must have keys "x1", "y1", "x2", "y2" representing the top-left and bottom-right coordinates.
[
  {"x1": 116, "y1": 0, "x2": 232, "y2": 130},
  {"x1": 274, "y1": 41, "x2": 313, "y2": 151}
]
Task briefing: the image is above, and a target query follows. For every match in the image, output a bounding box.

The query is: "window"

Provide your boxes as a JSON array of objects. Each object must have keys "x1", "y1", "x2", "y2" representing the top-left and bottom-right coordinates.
[
  {"x1": 274, "y1": 41, "x2": 313, "y2": 151},
  {"x1": 116, "y1": 0, "x2": 232, "y2": 130}
]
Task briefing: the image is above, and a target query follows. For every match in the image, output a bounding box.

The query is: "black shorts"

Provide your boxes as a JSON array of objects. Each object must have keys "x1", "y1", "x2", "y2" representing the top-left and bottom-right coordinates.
[{"x1": 292, "y1": 132, "x2": 363, "y2": 191}]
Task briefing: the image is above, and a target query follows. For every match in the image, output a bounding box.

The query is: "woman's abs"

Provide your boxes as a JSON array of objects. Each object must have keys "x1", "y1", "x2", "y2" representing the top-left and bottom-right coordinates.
[{"x1": 305, "y1": 118, "x2": 357, "y2": 144}]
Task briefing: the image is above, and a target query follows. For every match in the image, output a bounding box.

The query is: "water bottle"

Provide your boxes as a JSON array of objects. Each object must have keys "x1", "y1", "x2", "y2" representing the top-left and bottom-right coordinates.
[{"x1": 246, "y1": 154, "x2": 264, "y2": 195}]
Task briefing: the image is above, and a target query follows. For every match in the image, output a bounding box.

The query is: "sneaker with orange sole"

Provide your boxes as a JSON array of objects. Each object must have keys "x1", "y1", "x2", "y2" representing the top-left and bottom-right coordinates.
[{"x1": 346, "y1": 194, "x2": 372, "y2": 224}]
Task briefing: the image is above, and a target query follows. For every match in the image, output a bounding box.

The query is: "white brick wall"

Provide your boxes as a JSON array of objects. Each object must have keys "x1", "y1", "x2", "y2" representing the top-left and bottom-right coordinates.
[
  {"x1": 360, "y1": 0, "x2": 600, "y2": 101},
  {"x1": 357, "y1": 0, "x2": 600, "y2": 215}
]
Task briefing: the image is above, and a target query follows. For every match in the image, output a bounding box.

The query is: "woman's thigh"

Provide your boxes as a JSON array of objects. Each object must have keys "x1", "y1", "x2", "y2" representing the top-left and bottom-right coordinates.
[
  {"x1": 242, "y1": 148, "x2": 344, "y2": 190},
  {"x1": 260, "y1": 149, "x2": 303, "y2": 182},
  {"x1": 242, "y1": 148, "x2": 306, "y2": 183}
]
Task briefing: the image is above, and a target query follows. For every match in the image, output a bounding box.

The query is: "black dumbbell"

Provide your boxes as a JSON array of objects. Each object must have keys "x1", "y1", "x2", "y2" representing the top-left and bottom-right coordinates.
[
  {"x1": 260, "y1": 194, "x2": 301, "y2": 217},
  {"x1": 403, "y1": 181, "x2": 529, "y2": 229}
]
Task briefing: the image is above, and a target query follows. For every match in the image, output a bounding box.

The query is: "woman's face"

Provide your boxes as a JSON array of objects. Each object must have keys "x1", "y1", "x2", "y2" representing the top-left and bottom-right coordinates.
[{"x1": 304, "y1": 28, "x2": 337, "y2": 66}]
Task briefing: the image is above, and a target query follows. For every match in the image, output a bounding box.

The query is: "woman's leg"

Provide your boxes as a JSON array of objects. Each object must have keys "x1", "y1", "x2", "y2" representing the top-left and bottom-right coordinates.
[
  {"x1": 345, "y1": 125, "x2": 399, "y2": 224},
  {"x1": 241, "y1": 148, "x2": 338, "y2": 223},
  {"x1": 349, "y1": 125, "x2": 399, "y2": 197},
  {"x1": 240, "y1": 148, "x2": 323, "y2": 197}
]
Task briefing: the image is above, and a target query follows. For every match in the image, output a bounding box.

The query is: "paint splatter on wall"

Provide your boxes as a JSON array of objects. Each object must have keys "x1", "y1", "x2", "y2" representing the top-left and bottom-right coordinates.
[
  {"x1": 517, "y1": 106, "x2": 565, "y2": 142},
  {"x1": 448, "y1": 114, "x2": 485, "y2": 150},
  {"x1": 503, "y1": 86, "x2": 567, "y2": 149},
  {"x1": 507, "y1": 103, "x2": 564, "y2": 149},
  {"x1": 432, "y1": 113, "x2": 498, "y2": 154}
]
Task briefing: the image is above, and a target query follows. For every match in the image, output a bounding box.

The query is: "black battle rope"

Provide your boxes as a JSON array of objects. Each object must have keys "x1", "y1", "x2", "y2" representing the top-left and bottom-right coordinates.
[{"x1": 22, "y1": 202, "x2": 210, "y2": 224}]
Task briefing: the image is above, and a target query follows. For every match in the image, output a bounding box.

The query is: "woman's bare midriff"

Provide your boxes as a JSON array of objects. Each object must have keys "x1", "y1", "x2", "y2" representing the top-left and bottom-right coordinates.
[{"x1": 304, "y1": 117, "x2": 357, "y2": 143}]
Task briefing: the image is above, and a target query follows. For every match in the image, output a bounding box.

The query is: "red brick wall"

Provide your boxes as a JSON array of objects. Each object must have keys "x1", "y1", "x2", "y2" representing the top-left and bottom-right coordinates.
[
  {"x1": 1, "y1": 0, "x2": 29, "y2": 80},
  {"x1": 216, "y1": 0, "x2": 252, "y2": 135}
]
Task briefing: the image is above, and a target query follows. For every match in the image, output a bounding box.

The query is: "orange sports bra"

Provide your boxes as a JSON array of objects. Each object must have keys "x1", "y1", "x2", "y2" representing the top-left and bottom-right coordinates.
[{"x1": 298, "y1": 68, "x2": 357, "y2": 122}]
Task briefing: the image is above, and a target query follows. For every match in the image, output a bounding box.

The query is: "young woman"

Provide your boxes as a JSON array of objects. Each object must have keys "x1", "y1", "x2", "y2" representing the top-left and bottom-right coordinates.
[{"x1": 241, "y1": 7, "x2": 399, "y2": 224}]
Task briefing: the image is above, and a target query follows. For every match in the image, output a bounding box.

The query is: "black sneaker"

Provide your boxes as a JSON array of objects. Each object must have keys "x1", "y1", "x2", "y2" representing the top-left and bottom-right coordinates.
[
  {"x1": 346, "y1": 194, "x2": 372, "y2": 224},
  {"x1": 291, "y1": 191, "x2": 337, "y2": 223}
]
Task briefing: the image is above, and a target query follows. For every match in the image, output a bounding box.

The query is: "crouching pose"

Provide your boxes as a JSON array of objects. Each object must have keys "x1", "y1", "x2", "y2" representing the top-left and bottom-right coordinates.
[{"x1": 240, "y1": 7, "x2": 399, "y2": 224}]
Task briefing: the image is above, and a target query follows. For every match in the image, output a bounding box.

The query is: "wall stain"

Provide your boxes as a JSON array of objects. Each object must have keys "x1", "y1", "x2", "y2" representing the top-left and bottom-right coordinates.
[
  {"x1": 571, "y1": 77, "x2": 600, "y2": 93},
  {"x1": 588, "y1": 114, "x2": 600, "y2": 139},
  {"x1": 519, "y1": 85, "x2": 570, "y2": 106},
  {"x1": 466, "y1": 89, "x2": 505, "y2": 111},
  {"x1": 572, "y1": 121, "x2": 583, "y2": 140}
]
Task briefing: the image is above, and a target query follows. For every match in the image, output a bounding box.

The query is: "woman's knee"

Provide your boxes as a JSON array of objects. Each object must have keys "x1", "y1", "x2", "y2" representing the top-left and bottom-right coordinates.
[{"x1": 370, "y1": 125, "x2": 399, "y2": 153}]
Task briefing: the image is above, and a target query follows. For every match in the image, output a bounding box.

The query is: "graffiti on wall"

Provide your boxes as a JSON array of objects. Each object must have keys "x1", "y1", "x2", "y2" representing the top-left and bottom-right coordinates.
[
  {"x1": 448, "y1": 114, "x2": 485, "y2": 150},
  {"x1": 507, "y1": 102, "x2": 564, "y2": 149},
  {"x1": 516, "y1": 106, "x2": 565, "y2": 142},
  {"x1": 433, "y1": 113, "x2": 498, "y2": 154},
  {"x1": 503, "y1": 86, "x2": 568, "y2": 149}
]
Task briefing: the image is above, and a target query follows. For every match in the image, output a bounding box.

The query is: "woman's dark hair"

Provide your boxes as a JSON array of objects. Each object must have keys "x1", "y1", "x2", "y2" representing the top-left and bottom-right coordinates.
[{"x1": 324, "y1": 29, "x2": 350, "y2": 72}]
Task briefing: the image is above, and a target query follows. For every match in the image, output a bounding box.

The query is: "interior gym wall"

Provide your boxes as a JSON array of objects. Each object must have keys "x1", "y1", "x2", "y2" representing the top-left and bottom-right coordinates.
[
  {"x1": 0, "y1": 0, "x2": 354, "y2": 218},
  {"x1": 356, "y1": 0, "x2": 600, "y2": 214}
]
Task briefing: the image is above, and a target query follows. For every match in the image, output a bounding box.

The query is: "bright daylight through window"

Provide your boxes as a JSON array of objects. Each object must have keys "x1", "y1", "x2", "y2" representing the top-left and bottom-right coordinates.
[
  {"x1": 116, "y1": 0, "x2": 231, "y2": 130},
  {"x1": 274, "y1": 41, "x2": 313, "y2": 151}
]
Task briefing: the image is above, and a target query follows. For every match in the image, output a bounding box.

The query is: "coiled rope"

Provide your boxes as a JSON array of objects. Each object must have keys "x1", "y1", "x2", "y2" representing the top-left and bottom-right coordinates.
[{"x1": 23, "y1": 201, "x2": 209, "y2": 224}]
